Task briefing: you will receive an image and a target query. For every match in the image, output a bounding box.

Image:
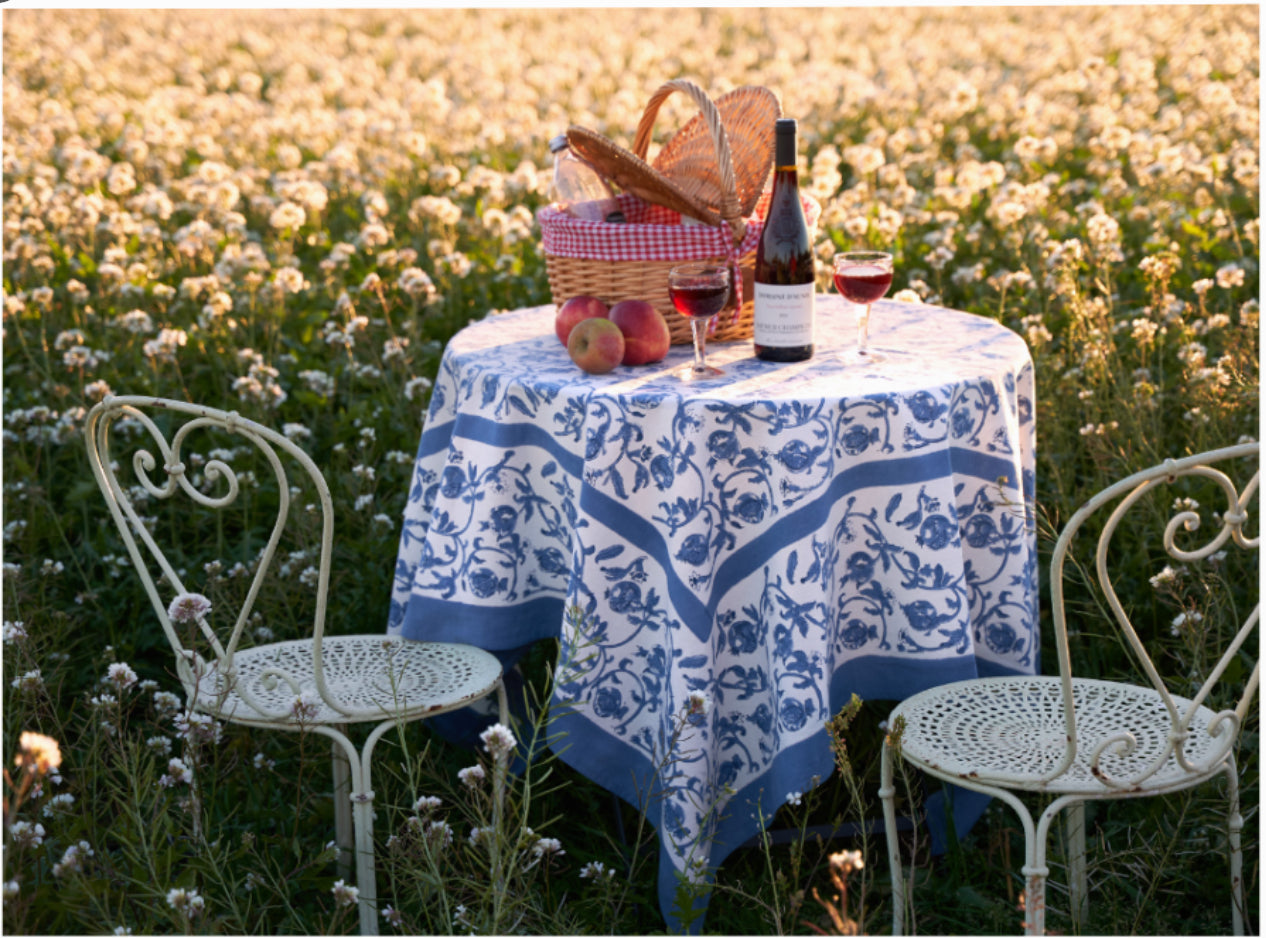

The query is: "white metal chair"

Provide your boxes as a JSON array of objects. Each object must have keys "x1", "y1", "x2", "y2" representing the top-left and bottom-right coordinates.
[
  {"x1": 880, "y1": 443, "x2": 1259, "y2": 935},
  {"x1": 85, "y1": 395, "x2": 509, "y2": 936}
]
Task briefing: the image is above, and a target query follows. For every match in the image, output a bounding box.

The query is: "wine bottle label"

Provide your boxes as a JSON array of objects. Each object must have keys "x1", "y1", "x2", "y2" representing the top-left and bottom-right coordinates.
[{"x1": 753, "y1": 282, "x2": 815, "y2": 346}]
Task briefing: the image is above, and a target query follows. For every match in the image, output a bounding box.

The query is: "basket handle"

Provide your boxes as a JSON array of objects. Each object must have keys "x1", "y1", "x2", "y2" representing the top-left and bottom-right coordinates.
[{"x1": 632, "y1": 79, "x2": 746, "y2": 244}]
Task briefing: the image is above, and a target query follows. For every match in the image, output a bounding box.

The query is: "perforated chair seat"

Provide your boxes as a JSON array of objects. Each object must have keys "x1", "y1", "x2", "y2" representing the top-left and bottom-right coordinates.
[
  {"x1": 190, "y1": 636, "x2": 504, "y2": 727},
  {"x1": 892, "y1": 675, "x2": 1228, "y2": 795}
]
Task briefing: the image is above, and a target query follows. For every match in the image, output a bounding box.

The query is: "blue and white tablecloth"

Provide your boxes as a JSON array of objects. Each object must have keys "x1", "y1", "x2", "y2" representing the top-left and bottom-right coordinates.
[{"x1": 389, "y1": 296, "x2": 1038, "y2": 926}]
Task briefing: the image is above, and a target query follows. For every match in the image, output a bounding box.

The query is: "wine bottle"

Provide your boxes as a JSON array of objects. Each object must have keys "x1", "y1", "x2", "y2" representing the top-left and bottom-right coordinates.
[{"x1": 753, "y1": 118, "x2": 814, "y2": 362}]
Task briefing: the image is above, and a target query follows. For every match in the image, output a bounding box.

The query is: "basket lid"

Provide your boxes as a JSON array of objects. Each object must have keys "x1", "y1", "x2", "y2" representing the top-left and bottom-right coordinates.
[
  {"x1": 647, "y1": 85, "x2": 781, "y2": 219},
  {"x1": 566, "y1": 125, "x2": 725, "y2": 228}
]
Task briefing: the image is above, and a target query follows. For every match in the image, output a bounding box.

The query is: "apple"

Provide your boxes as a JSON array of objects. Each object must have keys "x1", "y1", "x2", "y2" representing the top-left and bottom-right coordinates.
[
  {"x1": 567, "y1": 317, "x2": 625, "y2": 374},
  {"x1": 609, "y1": 298, "x2": 671, "y2": 365},
  {"x1": 555, "y1": 295, "x2": 609, "y2": 346}
]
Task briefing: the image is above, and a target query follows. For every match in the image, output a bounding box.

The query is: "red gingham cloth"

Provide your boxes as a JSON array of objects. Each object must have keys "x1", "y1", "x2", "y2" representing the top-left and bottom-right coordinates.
[
  {"x1": 538, "y1": 194, "x2": 760, "y2": 261},
  {"x1": 537, "y1": 192, "x2": 821, "y2": 313}
]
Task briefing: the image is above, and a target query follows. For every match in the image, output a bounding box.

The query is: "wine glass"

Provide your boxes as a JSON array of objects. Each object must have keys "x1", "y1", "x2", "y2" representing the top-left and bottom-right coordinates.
[
  {"x1": 668, "y1": 264, "x2": 730, "y2": 380},
  {"x1": 833, "y1": 251, "x2": 894, "y2": 364}
]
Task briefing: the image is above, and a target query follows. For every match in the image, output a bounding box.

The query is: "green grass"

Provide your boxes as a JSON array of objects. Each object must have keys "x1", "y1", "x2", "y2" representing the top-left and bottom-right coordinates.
[{"x1": 2, "y1": 6, "x2": 1259, "y2": 935}]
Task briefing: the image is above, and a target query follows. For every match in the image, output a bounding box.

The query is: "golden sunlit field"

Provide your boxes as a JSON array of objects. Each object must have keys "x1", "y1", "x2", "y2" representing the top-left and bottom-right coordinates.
[{"x1": 2, "y1": 6, "x2": 1258, "y2": 935}]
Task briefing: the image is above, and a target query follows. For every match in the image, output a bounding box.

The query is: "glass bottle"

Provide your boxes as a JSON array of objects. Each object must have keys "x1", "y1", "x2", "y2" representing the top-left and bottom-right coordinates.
[
  {"x1": 549, "y1": 134, "x2": 623, "y2": 223},
  {"x1": 753, "y1": 118, "x2": 814, "y2": 362}
]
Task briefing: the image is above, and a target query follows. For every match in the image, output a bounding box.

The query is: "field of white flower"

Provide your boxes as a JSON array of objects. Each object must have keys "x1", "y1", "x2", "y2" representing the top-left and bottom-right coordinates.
[{"x1": 3, "y1": 6, "x2": 1258, "y2": 935}]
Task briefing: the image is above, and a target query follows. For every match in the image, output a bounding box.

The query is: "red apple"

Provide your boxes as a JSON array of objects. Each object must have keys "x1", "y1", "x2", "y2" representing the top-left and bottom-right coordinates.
[
  {"x1": 609, "y1": 298, "x2": 671, "y2": 365},
  {"x1": 567, "y1": 317, "x2": 625, "y2": 374},
  {"x1": 555, "y1": 295, "x2": 609, "y2": 346}
]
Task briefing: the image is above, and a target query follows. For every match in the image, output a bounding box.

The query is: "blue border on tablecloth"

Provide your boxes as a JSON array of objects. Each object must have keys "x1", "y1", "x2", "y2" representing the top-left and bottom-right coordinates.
[
  {"x1": 548, "y1": 652, "x2": 1030, "y2": 933},
  {"x1": 399, "y1": 441, "x2": 1027, "y2": 651},
  {"x1": 579, "y1": 446, "x2": 1026, "y2": 642},
  {"x1": 397, "y1": 594, "x2": 566, "y2": 650},
  {"x1": 417, "y1": 412, "x2": 587, "y2": 476}
]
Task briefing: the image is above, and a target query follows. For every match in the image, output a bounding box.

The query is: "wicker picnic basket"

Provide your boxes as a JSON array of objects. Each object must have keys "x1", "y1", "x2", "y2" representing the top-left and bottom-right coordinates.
[{"x1": 536, "y1": 79, "x2": 819, "y2": 345}]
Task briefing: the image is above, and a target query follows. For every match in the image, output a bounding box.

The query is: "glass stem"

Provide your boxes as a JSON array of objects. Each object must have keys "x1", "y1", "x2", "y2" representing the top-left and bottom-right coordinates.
[
  {"x1": 691, "y1": 318, "x2": 709, "y2": 372},
  {"x1": 857, "y1": 304, "x2": 871, "y2": 355}
]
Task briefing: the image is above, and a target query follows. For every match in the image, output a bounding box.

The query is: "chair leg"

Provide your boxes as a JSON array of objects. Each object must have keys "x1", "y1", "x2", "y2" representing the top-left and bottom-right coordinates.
[
  {"x1": 317, "y1": 725, "x2": 381, "y2": 936},
  {"x1": 879, "y1": 740, "x2": 906, "y2": 935},
  {"x1": 1064, "y1": 800, "x2": 1088, "y2": 929},
  {"x1": 1033, "y1": 795, "x2": 1084, "y2": 937},
  {"x1": 351, "y1": 791, "x2": 379, "y2": 937},
  {"x1": 1226, "y1": 756, "x2": 1245, "y2": 936},
  {"x1": 351, "y1": 719, "x2": 404, "y2": 938},
  {"x1": 1023, "y1": 864, "x2": 1047, "y2": 937},
  {"x1": 332, "y1": 727, "x2": 354, "y2": 880},
  {"x1": 496, "y1": 678, "x2": 510, "y2": 728}
]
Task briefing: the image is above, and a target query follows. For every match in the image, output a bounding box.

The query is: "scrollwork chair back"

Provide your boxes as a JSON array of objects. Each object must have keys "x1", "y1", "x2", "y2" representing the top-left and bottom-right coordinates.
[
  {"x1": 1048, "y1": 442, "x2": 1260, "y2": 791},
  {"x1": 880, "y1": 442, "x2": 1258, "y2": 937},
  {"x1": 84, "y1": 395, "x2": 344, "y2": 722}
]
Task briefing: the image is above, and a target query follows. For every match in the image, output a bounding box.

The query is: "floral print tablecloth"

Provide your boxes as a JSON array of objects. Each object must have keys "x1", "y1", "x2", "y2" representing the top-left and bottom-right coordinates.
[{"x1": 389, "y1": 296, "x2": 1038, "y2": 925}]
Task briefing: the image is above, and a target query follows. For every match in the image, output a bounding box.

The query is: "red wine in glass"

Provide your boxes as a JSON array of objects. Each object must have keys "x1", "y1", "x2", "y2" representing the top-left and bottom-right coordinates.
[
  {"x1": 833, "y1": 265, "x2": 893, "y2": 305},
  {"x1": 833, "y1": 251, "x2": 894, "y2": 364},
  {"x1": 667, "y1": 264, "x2": 729, "y2": 379},
  {"x1": 670, "y1": 283, "x2": 729, "y2": 319}
]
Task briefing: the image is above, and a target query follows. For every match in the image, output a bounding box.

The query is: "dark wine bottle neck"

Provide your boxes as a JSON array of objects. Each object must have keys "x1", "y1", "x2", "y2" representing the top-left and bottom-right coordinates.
[{"x1": 775, "y1": 126, "x2": 797, "y2": 167}]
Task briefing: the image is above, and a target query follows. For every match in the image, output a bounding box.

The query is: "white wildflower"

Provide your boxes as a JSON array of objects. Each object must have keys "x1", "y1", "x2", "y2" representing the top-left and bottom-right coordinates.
[
  {"x1": 11, "y1": 669, "x2": 45, "y2": 694},
  {"x1": 1171, "y1": 610, "x2": 1204, "y2": 636},
  {"x1": 167, "y1": 592, "x2": 212, "y2": 624},
  {"x1": 412, "y1": 795, "x2": 443, "y2": 814},
  {"x1": 153, "y1": 690, "x2": 182, "y2": 716},
  {"x1": 479, "y1": 723, "x2": 517, "y2": 761},
  {"x1": 160, "y1": 757, "x2": 194, "y2": 788},
  {"x1": 274, "y1": 266, "x2": 309, "y2": 294},
  {"x1": 147, "y1": 736, "x2": 174, "y2": 755},
  {"x1": 397, "y1": 267, "x2": 436, "y2": 299},
  {"x1": 107, "y1": 662, "x2": 139, "y2": 691},
  {"x1": 532, "y1": 836, "x2": 565, "y2": 859},
  {"x1": 43, "y1": 794, "x2": 76, "y2": 815},
  {"x1": 290, "y1": 692, "x2": 321, "y2": 721},
  {"x1": 381, "y1": 905, "x2": 404, "y2": 927},
  {"x1": 404, "y1": 376, "x2": 433, "y2": 401},
  {"x1": 52, "y1": 840, "x2": 94, "y2": 877},
  {"x1": 142, "y1": 328, "x2": 188, "y2": 364},
  {"x1": 165, "y1": 887, "x2": 205, "y2": 918},
  {"x1": 269, "y1": 201, "x2": 306, "y2": 231},
  {"x1": 686, "y1": 691, "x2": 711, "y2": 717},
  {"x1": 1215, "y1": 263, "x2": 1245, "y2": 289},
  {"x1": 331, "y1": 878, "x2": 359, "y2": 907},
  {"x1": 9, "y1": 821, "x2": 46, "y2": 848},
  {"x1": 424, "y1": 819, "x2": 454, "y2": 849}
]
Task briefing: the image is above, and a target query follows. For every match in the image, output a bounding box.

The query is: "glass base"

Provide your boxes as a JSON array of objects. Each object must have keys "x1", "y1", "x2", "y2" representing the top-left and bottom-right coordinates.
[
  {"x1": 840, "y1": 347, "x2": 887, "y2": 365},
  {"x1": 677, "y1": 363, "x2": 725, "y2": 381}
]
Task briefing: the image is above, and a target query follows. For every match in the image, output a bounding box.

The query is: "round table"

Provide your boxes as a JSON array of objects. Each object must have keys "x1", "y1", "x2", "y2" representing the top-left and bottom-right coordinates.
[{"x1": 389, "y1": 295, "x2": 1038, "y2": 926}]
